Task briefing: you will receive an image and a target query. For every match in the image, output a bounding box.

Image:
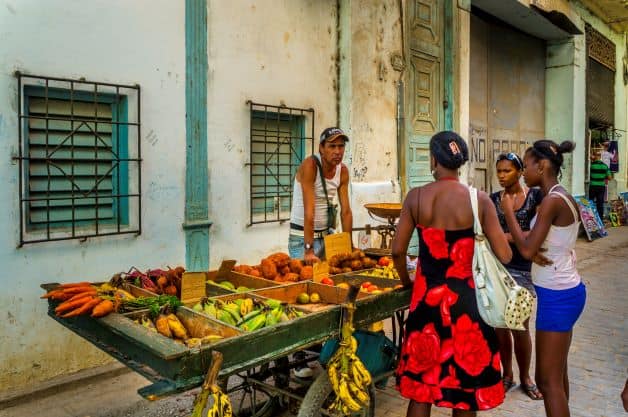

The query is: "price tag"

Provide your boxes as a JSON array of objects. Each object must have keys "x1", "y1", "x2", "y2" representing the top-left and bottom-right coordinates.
[
  {"x1": 312, "y1": 261, "x2": 329, "y2": 283},
  {"x1": 180, "y1": 272, "x2": 207, "y2": 304},
  {"x1": 216, "y1": 260, "x2": 237, "y2": 280},
  {"x1": 324, "y1": 232, "x2": 352, "y2": 259}
]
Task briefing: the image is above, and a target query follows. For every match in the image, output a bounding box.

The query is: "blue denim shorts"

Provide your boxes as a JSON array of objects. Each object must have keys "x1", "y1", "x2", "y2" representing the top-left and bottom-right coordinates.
[
  {"x1": 288, "y1": 234, "x2": 325, "y2": 259},
  {"x1": 535, "y1": 282, "x2": 586, "y2": 332}
]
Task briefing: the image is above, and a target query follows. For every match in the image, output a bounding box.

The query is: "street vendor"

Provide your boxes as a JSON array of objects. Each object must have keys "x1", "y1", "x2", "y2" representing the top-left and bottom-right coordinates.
[{"x1": 288, "y1": 127, "x2": 353, "y2": 264}]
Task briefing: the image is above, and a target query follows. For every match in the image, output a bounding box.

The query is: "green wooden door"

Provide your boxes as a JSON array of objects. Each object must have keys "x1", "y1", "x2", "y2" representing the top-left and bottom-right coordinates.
[{"x1": 403, "y1": 0, "x2": 447, "y2": 192}]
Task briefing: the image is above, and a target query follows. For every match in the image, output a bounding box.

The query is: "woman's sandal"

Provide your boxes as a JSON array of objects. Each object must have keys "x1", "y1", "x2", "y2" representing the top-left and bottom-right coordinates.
[
  {"x1": 522, "y1": 382, "x2": 543, "y2": 400},
  {"x1": 502, "y1": 376, "x2": 516, "y2": 392}
]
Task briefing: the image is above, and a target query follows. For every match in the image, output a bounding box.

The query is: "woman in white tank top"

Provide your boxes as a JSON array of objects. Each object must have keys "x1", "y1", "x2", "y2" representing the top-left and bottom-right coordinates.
[{"x1": 500, "y1": 140, "x2": 586, "y2": 417}]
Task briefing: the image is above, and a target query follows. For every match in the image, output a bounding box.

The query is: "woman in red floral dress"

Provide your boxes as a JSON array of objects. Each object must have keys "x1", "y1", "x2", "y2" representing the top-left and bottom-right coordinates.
[{"x1": 391, "y1": 131, "x2": 513, "y2": 417}]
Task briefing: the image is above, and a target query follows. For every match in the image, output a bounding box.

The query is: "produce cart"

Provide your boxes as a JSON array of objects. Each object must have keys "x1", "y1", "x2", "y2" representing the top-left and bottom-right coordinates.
[{"x1": 41, "y1": 276, "x2": 410, "y2": 416}]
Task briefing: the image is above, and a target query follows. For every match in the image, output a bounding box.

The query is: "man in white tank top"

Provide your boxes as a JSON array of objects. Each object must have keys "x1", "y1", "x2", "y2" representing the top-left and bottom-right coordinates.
[{"x1": 289, "y1": 127, "x2": 353, "y2": 264}]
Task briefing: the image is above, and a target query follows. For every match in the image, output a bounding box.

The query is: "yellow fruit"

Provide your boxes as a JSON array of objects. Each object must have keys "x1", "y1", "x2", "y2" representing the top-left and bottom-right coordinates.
[
  {"x1": 296, "y1": 292, "x2": 310, "y2": 304},
  {"x1": 309, "y1": 292, "x2": 321, "y2": 303},
  {"x1": 336, "y1": 282, "x2": 350, "y2": 290}
]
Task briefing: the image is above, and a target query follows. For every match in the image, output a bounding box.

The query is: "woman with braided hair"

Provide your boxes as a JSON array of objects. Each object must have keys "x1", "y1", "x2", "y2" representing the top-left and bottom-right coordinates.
[{"x1": 501, "y1": 139, "x2": 586, "y2": 417}]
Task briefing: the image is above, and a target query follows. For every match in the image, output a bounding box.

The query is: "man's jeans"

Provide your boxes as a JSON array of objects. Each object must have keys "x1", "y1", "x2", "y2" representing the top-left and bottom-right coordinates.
[{"x1": 288, "y1": 234, "x2": 325, "y2": 259}]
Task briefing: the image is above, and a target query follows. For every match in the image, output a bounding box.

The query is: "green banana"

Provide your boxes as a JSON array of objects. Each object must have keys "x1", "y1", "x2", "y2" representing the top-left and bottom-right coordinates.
[
  {"x1": 217, "y1": 309, "x2": 237, "y2": 326},
  {"x1": 203, "y1": 302, "x2": 217, "y2": 319},
  {"x1": 237, "y1": 308, "x2": 262, "y2": 326},
  {"x1": 222, "y1": 303, "x2": 242, "y2": 322},
  {"x1": 240, "y1": 313, "x2": 266, "y2": 331},
  {"x1": 264, "y1": 298, "x2": 282, "y2": 309}
]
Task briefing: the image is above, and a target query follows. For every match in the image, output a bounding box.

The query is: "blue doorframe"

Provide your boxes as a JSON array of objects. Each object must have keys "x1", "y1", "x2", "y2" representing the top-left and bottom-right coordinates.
[{"x1": 183, "y1": 0, "x2": 211, "y2": 270}]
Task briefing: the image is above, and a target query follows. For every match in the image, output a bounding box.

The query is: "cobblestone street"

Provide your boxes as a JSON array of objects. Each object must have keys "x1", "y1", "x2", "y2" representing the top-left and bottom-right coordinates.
[{"x1": 1, "y1": 229, "x2": 626, "y2": 417}]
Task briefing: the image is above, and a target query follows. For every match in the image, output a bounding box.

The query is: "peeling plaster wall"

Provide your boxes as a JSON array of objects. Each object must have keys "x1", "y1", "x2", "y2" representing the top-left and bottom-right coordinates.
[
  {"x1": 345, "y1": 0, "x2": 404, "y2": 230},
  {"x1": 0, "y1": 1, "x2": 185, "y2": 391},
  {"x1": 206, "y1": 0, "x2": 338, "y2": 266}
]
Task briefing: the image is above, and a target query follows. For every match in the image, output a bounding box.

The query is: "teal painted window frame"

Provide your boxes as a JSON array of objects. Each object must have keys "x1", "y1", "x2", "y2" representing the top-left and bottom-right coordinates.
[
  {"x1": 22, "y1": 85, "x2": 129, "y2": 231},
  {"x1": 250, "y1": 110, "x2": 306, "y2": 219}
]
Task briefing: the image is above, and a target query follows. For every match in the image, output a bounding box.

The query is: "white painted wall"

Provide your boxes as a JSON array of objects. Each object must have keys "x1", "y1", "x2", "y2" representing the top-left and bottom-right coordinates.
[
  {"x1": 205, "y1": 0, "x2": 339, "y2": 266},
  {"x1": 0, "y1": 1, "x2": 186, "y2": 391}
]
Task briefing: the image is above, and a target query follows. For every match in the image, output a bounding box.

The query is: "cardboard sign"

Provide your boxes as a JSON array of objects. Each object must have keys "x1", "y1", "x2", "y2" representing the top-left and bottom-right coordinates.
[
  {"x1": 324, "y1": 232, "x2": 352, "y2": 260},
  {"x1": 576, "y1": 197, "x2": 607, "y2": 241},
  {"x1": 312, "y1": 261, "x2": 329, "y2": 283},
  {"x1": 216, "y1": 260, "x2": 237, "y2": 280},
  {"x1": 180, "y1": 272, "x2": 207, "y2": 304}
]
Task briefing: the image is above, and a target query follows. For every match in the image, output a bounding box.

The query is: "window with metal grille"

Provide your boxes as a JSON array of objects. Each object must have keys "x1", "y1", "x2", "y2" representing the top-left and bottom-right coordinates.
[
  {"x1": 247, "y1": 102, "x2": 314, "y2": 225},
  {"x1": 15, "y1": 73, "x2": 141, "y2": 245}
]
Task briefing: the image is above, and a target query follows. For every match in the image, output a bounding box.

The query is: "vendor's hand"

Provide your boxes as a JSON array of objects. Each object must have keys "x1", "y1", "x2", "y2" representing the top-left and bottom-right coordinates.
[
  {"x1": 303, "y1": 251, "x2": 320, "y2": 265},
  {"x1": 532, "y1": 248, "x2": 553, "y2": 267},
  {"x1": 501, "y1": 193, "x2": 515, "y2": 212}
]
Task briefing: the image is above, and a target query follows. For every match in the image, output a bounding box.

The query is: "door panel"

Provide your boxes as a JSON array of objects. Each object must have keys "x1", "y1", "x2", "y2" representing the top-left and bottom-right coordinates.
[
  {"x1": 405, "y1": 0, "x2": 444, "y2": 192},
  {"x1": 469, "y1": 13, "x2": 545, "y2": 193}
]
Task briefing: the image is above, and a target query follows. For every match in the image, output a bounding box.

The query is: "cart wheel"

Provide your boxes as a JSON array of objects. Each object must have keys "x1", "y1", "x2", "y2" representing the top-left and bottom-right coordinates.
[
  {"x1": 234, "y1": 382, "x2": 279, "y2": 417},
  {"x1": 297, "y1": 372, "x2": 375, "y2": 417}
]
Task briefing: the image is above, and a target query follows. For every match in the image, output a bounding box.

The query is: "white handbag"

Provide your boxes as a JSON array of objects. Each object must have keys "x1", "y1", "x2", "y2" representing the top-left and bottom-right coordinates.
[{"x1": 469, "y1": 187, "x2": 533, "y2": 330}]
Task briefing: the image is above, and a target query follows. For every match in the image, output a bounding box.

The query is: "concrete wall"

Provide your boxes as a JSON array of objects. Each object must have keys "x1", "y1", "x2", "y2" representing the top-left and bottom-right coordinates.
[{"x1": 0, "y1": 1, "x2": 186, "y2": 391}]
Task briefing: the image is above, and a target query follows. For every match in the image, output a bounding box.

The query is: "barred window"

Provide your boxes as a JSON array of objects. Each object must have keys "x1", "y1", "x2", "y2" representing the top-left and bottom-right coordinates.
[
  {"x1": 15, "y1": 73, "x2": 141, "y2": 245},
  {"x1": 247, "y1": 102, "x2": 314, "y2": 225}
]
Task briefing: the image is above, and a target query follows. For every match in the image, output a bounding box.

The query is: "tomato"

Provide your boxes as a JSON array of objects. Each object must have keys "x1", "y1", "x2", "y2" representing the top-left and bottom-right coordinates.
[
  {"x1": 320, "y1": 277, "x2": 335, "y2": 286},
  {"x1": 378, "y1": 257, "x2": 391, "y2": 267},
  {"x1": 361, "y1": 281, "x2": 372, "y2": 289}
]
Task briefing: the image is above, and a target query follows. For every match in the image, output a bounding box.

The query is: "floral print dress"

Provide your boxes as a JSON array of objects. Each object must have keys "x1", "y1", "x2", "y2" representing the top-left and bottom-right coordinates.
[{"x1": 396, "y1": 225, "x2": 505, "y2": 411}]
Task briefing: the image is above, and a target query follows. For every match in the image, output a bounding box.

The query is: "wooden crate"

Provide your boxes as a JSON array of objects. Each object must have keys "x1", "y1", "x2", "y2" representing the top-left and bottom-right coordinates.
[
  {"x1": 205, "y1": 270, "x2": 279, "y2": 296},
  {"x1": 250, "y1": 282, "x2": 368, "y2": 312}
]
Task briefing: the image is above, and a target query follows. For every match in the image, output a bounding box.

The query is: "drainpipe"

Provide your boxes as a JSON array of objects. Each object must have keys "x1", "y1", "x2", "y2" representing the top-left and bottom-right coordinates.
[{"x1": 183, "y1": 0, "x2": 212, "y2": 270}]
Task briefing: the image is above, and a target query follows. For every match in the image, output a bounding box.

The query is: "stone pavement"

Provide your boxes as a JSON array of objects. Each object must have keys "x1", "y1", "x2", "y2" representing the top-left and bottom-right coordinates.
[{"x1": 1, "y1": 228, "x2": 626, "y2": 417}]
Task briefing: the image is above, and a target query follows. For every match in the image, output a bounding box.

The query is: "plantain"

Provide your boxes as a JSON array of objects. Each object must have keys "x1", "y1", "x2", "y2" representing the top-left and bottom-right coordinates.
[
  {"x1": 141, "y1": 316, "x2": 158, "y2": 333},
  {"x1": 221, "y1": 303, "x2": 242, "y2": 322},
  {"x1": 347, "y1": 380, "x2": 370, "y2": 405},
  {"x1": 203, "y1": 302, "x2": 217, "y2": 318},
  {"x1": 338, "y1": 378, "x2": 363, "y2": 412},
  {"x1": 167, "y1": 313, "x2": 188, "y2": 340},
  {"x1": 264, "y1": 298, "x2": 282, "y2": 309},
  {"x1": 155, "y1": 314, "x2": 172, "y2": 338}
]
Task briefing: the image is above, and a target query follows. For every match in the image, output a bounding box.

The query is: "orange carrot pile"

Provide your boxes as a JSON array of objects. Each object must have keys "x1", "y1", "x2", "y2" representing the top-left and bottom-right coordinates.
[{"x1": 42, "y1": 282, "x2": 115, "y2": 318}]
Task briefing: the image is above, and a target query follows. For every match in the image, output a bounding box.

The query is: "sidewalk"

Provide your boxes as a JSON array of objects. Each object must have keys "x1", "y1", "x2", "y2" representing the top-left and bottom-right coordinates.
[{"x1": 1, "y1": 228, "x2": 627, "y2": 417}]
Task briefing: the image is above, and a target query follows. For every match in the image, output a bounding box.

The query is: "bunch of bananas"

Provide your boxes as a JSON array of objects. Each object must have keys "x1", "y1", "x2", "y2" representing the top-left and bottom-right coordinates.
[
  {"x1": 327, "y1": 305, "x2": 372, "y2": 414},
  {"x1": 206, "y1": 385, "x2": 232, "y2": 417},
  {"x1": 193, "y1": 298, "x2": 304, "y2": 332},
  {"x1": 359, "y1": 263, "x2": 399, "y2": 279}
]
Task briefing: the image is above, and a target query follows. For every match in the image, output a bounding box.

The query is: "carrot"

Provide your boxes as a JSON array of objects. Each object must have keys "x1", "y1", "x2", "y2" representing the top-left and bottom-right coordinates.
[
  {"x1": 61, "y1": 286, "x2": 95, "y2": 295},
  {"x1": 57, "y1": 282, "x2": 91, "y2": 289},
  {"x1": 41, "y1": 289, "x2": 64, "y2": 299},
  {"x1": 55, "y1": 295, "x2": 94, "y2": 315},
  {"x1": 61, "y1": 297, "x2": 102, "y2": 318},
  {"x1": 91, "y1": 299, "x2": 115, "y2": 318},
  {"x1": 66, "y1": 289, "x2": 98, "y2": 302}
]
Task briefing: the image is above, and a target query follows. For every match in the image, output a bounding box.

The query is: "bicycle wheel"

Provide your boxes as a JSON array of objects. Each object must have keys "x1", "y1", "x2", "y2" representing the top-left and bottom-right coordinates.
[{"x1": 297, "y1": 372, "x2": 375, "y2": 417}]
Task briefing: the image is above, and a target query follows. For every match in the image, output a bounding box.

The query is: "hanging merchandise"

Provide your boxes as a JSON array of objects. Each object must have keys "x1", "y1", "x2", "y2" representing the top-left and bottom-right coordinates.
[{"x1": 607, "y1": 140, "x2": 619, "y2": 172}]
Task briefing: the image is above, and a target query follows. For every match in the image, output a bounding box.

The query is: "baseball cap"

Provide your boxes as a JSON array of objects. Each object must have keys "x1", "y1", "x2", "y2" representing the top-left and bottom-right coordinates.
[{"x1": 320, "y1": 127, "x2": 349, "y2": 144}]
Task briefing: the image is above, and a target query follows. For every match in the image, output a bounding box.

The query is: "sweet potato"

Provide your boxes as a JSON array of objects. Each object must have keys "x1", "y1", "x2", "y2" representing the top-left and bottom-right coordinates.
[
  {"x1": 288, "y1": 259, "x2": 303, "y2": 274},
  {"x1": 268, "y1": 252, "x2": 290, "y2": 268},
  {"x1": 260, "y1": 258, "x2": 278, "y2": 280},
  {"x1": 300, "y1": 265, "x2": 313, "y2": 281},
  {"x1": 284, "y1": 273, "x2": 300, "y2": 282},
  {"x1": 248, "y1": 268, "x2": 261, "y2": 277}
]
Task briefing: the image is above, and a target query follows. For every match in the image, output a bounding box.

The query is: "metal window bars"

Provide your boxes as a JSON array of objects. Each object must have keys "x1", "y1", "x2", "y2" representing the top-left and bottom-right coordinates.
[
  {"x1": 14, "y1": 72, "x2": 141, "y2": 246},
  {"x1": 247, "y1": 101, "x2": 314, "y2": 226}
]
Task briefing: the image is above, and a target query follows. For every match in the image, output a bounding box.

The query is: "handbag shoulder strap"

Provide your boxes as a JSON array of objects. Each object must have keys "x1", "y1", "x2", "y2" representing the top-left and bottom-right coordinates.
[
  {"x1": 312, "y1": 156, "x2": 332, "y2": 210},
  {"x1": 469, "y1": 186, "x2": 484, "y2": 236}
]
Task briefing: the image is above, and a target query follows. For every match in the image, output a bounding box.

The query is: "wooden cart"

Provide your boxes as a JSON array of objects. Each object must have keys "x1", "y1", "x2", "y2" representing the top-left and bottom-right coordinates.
[{"x1": 42, "y1": 278, "x2": 410, "y2": 416}]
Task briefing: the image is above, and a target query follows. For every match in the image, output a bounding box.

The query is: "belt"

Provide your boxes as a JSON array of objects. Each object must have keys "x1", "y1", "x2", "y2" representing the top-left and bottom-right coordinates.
[{"x1": 290, "y1": 223, "x2": 329, "y2": 239}]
